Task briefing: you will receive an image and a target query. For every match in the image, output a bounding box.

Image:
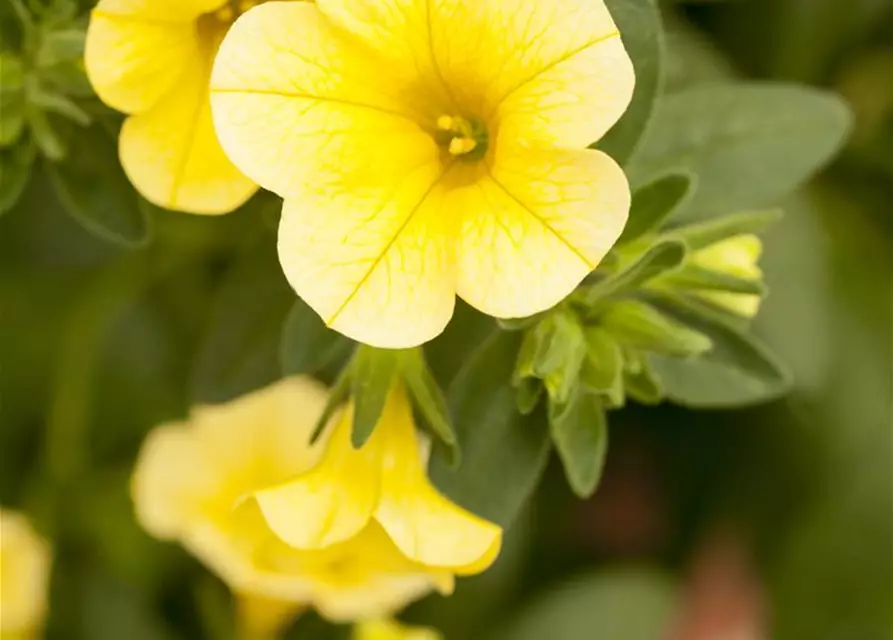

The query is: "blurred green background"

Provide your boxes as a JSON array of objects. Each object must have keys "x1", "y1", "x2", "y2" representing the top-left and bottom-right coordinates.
[{"x1": 1, "y1": 0, "x2": 890, "y2": 638}]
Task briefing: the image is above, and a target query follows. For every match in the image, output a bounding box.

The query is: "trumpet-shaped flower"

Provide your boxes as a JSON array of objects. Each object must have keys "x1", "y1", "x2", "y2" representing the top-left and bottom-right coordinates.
[
  {"x1": 0, "y1": 510, "x2": 51, "y2": 639},
  {"x1": 691, "y1": 235, "x2": 764, "y2": 317},
  {"x1": 255, "y1": 383, "x2": 502, "y2": 574},
  {"x1": 84, "y1": 0, "x2": 269, "y2": 214},
  {"x1": 355, "y1": 618, "x2": 442, "y2": 640},
  {"x1": 132, "y1": 377, "x2": 460, "y2": 621},
  {"x1": 211, "y1": 0, "x2": 634, "y2": 347}
]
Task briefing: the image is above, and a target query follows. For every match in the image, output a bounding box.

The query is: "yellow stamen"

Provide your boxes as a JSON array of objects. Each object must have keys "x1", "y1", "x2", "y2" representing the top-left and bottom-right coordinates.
[
  {"x1": 437, "y1": 115, "x2": 455, "y2": 131},
  {"x1": 215, "y1": 5, "x2": 235, "y2": 21},
  {"x1": 448, "y1": 137, "x2": 477, "y2": 156}
]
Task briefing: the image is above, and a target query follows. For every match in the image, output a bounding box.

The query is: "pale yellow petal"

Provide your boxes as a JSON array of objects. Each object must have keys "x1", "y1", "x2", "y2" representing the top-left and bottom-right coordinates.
[
  {"x1": 255, "y1": 410, "x2": 381, "y2": 550},
  {"x1": 374, "y1": 387, "x2": 502, "y2": 572},
  {"x1": 131, "y1": 424, "x2": 219, "y2": 539},
  {"x1": 0, "y1": 511, "x2": 51, "y2": 634},
  {"x1": 93, "y1": 0, "x2": 224, "y2": 21},
  {"x1": 85, "y1": 11, "x2": 200, "y2": 114},
  {"x1": 119, "y1": 48, "x2": 257, "y2": 214},
  {"x1": 355, "y1": 618, "x2": 442, "y2": 640},
  {"x1": 454, "y1": 147, "x2": 629, "y2": 319},
  {"x1": 210, "y1": 1, "x2": 434, "y2": 199},
  {"x1": 318, "y1": 0, "x2": 632, "y2": 145}
]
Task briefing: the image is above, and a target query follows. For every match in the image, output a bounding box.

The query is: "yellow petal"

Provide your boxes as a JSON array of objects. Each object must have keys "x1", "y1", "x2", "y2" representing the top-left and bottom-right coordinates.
[
  {"x1": 236, "y1": 592, "x2": 304, "y2": 639},
  {"x1": 85, "y1": 10, "x2": 200, "y2": 114},
  {"x1": 455, "y1": 147, "x2": 630, "y2": 319},
  {"x1": 131, "y1": 423, "x2": 219, "y2": 539},
  {"x1": 255, "y1": 409, "x2": 381, "y2": 550},
  {"x1": 92, "y1": 0, "x2": 225, "y2": 21},
  {"x1": 119, "y1": 46, "x2": 257, "y2": 214},
  {"x1": 374, "y1": 386, "x2": 502, "y2": 572},
  {"x1": 0, "y1": 511, "x2": 51, "y2": 634},
  {"x1": 354, "y1": 618, "x2": 443, "y2": 640},
  {"x1": 318, "y1": 0, "x2": 633, "y2": 145}
]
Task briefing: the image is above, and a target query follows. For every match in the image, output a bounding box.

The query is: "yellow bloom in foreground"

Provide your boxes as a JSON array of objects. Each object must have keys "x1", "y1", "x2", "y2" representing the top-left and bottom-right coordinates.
[
  {"x1": 0, "y1": 510, "x2": 51, "y2": 639},
  {"x1": 255, "y1": 383, "x2": 502, "y2": 574},
  {"x1": 211, "y1": 0, "x2": 634, "y2": 347},
  {"x1": 691, "y1": 235, "x2": 764, "y2": 317},
  {"x1": 84, "y1": 0, "x2": 264, "y2": 214},
  {"x1": 236, "y1": 592, "x2": 303, "y2": 639},
  {"x1": 355, "y1": 619, "x2": 442, "y2": 640},
  {"x1": 132, "y1": 377, "x2": 487, "y2": 621}
]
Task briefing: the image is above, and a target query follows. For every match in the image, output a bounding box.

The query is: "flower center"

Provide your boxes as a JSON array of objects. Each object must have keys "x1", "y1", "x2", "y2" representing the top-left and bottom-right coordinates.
[
  {"x1": 210, "y1": 0, "x2": 262, "y2": 24},
  {"x1": 435, "y1": 115, "x2": 489, "y2": 161}
]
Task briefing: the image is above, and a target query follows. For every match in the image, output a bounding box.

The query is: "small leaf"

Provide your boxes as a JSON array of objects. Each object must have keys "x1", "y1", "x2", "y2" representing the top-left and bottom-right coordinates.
[
  {"x1": 629, "y1": 83, "x2": 853, "y2": 220},
  {"x1": 430, "y1": 331, "x2": 551, "y2": 527},
  {"x1": 497, "y1": 315, "x2": 543, "y2": 332},
  {"x1": 659, "y1": 264, "x2": 766, "y2": 295},
  {"x1": 548, "y1": 385, "x2": 609, "y2": 498},
  {"x1": 580, "y1": 327, "x2": 624, "y2": 399},
  {"x1": 623, "y1": 351, "x2": 665, "y2": 405},
  {"x1": 46, "y1": 123, "x2": 150, "y2": 246},
  {"x1": 581, "y1": 239, "x2": 688, "y2": 306},
  {"x1": 402, "y1": 348, "x2": 458, "y2": 458},
  {"x1": 648, "y1": 294, "x2": 793, "y2": 407},
  {"x1": 599, "y1": 0, "x2": 664, "y2": 163},
  {"x1": 0, "y1": 96, "x2": 25, "y2": 146},
  {"x1": 193, "y1": 238, "x2": 295, "y2": 404},
  {"x1": 668, "y1": 209, "x2": 783, "y2": 250},
  {"x1": 27, "y1": 107, "x2": 66, "y2": 160},
  {"x1": 598, "y1": 299, "x2": 713, "y2": 357},
  {"x1": 619, "y1": 172, "x2": 694, "y2": 244},
  {"x1": 309, "y1": 366, "x2": 351, "y2": 444},
  {"x1": 0, "y1": 141, "x2": 35, "y2": 214},
  {"x1": 350, "y1": 345, "x2": 401, "y2": 448},
  {"x1": 515, "y1": 377, "x2": 543, "y2": 415},
  {"x1": 31, "y1": 87, "x2": 91, "y2": 126},
  {"x1": 280, "y1": 297, "x2": 352, "y2": 384},
  {"x1": 0, "y1": 53, "x2": 25, "y2": 92}
]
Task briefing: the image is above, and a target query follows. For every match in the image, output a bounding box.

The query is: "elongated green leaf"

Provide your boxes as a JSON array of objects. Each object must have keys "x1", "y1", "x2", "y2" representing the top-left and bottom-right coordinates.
[
  {"x1": 619, "y1": 172, "x2": 694, "y2": 244},
  {"x1": 549, "y1": 386, "x2": 609, "y2": 498},
  {"x1": 193, "y1": 238, "x2": 294, "y2": 404},
  {"x1": 0, "y1": 97, "x2": 24, "y2": 146},
  {"x1": 623, "y1": 351, "x2": 665, "y2": 405},
  {"x1": 599, "y1": 299, "x2": 713, "y2": 357},
  {"x1": 0, "y1": 141, "x2": 34, "y2": 214},
  {"x1": 402, "y1": 348, "x2": 458, "y2": 457},
  {"x1": 669, "y1": 208, "x2": 783, "y2": 249},
  {"x1": 430, "y1": 331, "x2": 551, "y2": 527},
  {"x1": 582, "y1": 239, "x2": 687, "y2": 306},
  {"x1": 350, "y1": 345, "x2": 401, "y2": 448},
  {"x1": 660, "y1": 264, "x2": 766, "y2": 295},
  {"x1": 629, "y1": 84, "x2": 853, "y2": 219},
  {"x1": 581, "y1": 327, "x2": 624, "y2": 404},
  {"x1": 46, "y1": 124, "x2": 150, "y2": 246},
  {"x1": 648, "y1": 294, "x2": 793, "y2": 407},
  {"x1": 599, "y1": 0, "x2": 664, "y2": 163},
  {"x1": 280, "y1": 297, "x2": 352, "y2": 384},
  {"x1": 534, "y1": 311, "x2": 586, "y2": 405}
]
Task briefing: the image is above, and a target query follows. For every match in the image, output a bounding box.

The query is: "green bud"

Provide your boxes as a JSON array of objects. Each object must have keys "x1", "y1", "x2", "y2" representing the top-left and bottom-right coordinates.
[{"x1": 598, "y1": 300, "x2": 713, "y2": 358}]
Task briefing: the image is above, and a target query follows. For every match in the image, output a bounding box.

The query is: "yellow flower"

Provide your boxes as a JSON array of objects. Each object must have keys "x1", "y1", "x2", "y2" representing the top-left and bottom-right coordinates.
[
  {"x1": 0, "y1": 510, "x2": 51, "y2": 640},
  {"x1": 236, "y1": 592, "x2": 303, "y2": 639},
  {"x1": 691, "y1": 234, "x2": 764, "y2": 317},
  {"x1": 254, "y1": 383, "x2": 502, "y2": 575},
  {"x1": 355, "y1": 618, "x2": 442, "y2": 640},
  {"x1": 210, "y1": 0, "x2": 634, "y2": 347},
  {"x1": 132, "y1": 377, "x2": 472, "y2": 621},
  {"x1": 84, "y1": 0, "x2": 269, "y2": 214}
]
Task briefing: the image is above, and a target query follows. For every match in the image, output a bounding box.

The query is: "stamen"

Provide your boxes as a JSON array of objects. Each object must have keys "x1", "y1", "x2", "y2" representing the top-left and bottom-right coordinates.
[
  {"x1": 436, "y1": 114, "x2": 488, "y2": 160},
  {"x1": 449, "y1": 137, "x2": 477, "y2": 156}
]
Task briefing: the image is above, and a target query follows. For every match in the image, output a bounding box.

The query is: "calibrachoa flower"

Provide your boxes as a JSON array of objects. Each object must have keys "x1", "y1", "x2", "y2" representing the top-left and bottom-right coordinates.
[
  {"x1": 84, "y1": 0, "x2": 275, "y2": 214},
  {"x1": 355, "y1": 618, "x2": 442, "y2": 640},
  {"x1": 255, "y1": 383, "x2": 502, "y2": 572},
  {"x1": 0, "y1": 510, "x2": 52, "y2": 639},
  {"x1": 132, "y1": 377, "x2": 495, "y2": 621},
  {"x1": 691, "y1": 235, "x2": 764, "y2": 317},
  {"x1": 236, "y1": 592, "x2": 304, "y2": 639},
  {"x1": 211, "y1": 0, "x2": 635, "y2": 347}
]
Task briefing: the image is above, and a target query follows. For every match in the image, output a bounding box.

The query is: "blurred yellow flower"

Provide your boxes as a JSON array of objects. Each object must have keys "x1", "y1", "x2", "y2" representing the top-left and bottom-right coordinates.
[
  {"x1": 355, "y1": 618, "x2": 442, "y2": 640},
  {"x1": 691, "y1": 235, "x2": 764, "y2": 317},
  {"x1": 211, "y1": 0, "x2": 634, "y2": 347},
  {"x1": 236, "y1": 592, "x2": 303, "y2": 639},
  {"x1": 133, "y1": 377, "x2": 464, "y2": 622},
  {"x1": 0, "y1": 510, "x2": 51, "y2": 640},
  {"x1": 255, "y1": 383, "x2": 502, "y2": 574},
  {"x1": 84, "y1": 0, "x2": 269, "y2": 214}
]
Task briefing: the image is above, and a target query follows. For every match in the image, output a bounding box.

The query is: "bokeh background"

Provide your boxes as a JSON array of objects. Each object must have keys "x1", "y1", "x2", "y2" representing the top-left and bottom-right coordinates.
[{"x1": 1, "y1": 0, "x2": 890, "y2": 638}]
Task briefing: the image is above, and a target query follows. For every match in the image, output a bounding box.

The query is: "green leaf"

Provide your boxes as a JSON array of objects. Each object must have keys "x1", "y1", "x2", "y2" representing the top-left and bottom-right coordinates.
[
  {"x1": 193, "y1": 237, "x2": 295, "y2": 404},
  {"x1": 46, "y1": 123, "x2": 150, "y2": 246},
  {"x1": 0, "y1": 96, "x2": 25, "y2": 146},
  {"x1": 31, "y1": 87, "x2": 91, "y2": 126},
  {"x1": 580, "y1": 327, "x2": 624, "y2": 403},
  {"x1": 0, "y1": 141, "x2": 35, "y2": 214},
  {"x1": 280, "y1": 297, "x2": 352, "y2": 384},
  {"x1": 430, "y1": 331, "x2": 551, "y2": 527},
  {"x1": 598, "y1": 299, "x2": 713, "y2": 357},
  {"x1": 660, "y1": 264, "x2": 766, "y2": 295},
  {"x1": 37, "y1": 28, "x2": 85, "y2": 67},
  {"x1": 648, "y1": 294, "x2": 793, "y2": 407},
  {"x1": 548, "y1": 386, "x2": 609, "y2": 498},
  {"x1": 490, "y1": 568, "x2": 677, "y2": 640},
  {"x1": 629, "y1": 83, "x2": 853, "y2": 220},
  {"x1": 515, "y1": 377, "x2": 543, "y2": 415},
  {"x1": 0, "y1": 53, "x2": 24, "y2": 92},
  {"x1": 401, "y1": 348, "x2": 458, "y2": 458},
  {"x1": 350, "y1": 345, "x2": 401, "y2": 448},
  {"x1": 668, "y1": 208, "x2": 783, "y2": 249},
  {"x1": 623, "y1": 351, "x2": 664, "y2": 405},
  {"x1": 27, "y1": 107, "x2": 66, "y2": 160},
  {"x1": 309, "y1": 365, "x2": 352, "y2": 444},
  {"x1": 619, "y1": 172, "x2": 694, "y2": 244},
  {"x1": 536, "y1": 311, "x2": 587, "y2": 405},
  {"x1": 581, "y1": 239, "x2": 687, "y2": 306},
  {"x1": 599, "y1": 0, "x2": 664, "y2": 163}
]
